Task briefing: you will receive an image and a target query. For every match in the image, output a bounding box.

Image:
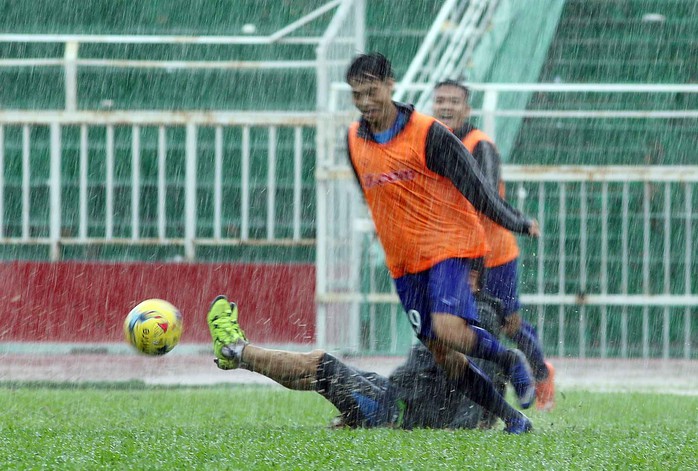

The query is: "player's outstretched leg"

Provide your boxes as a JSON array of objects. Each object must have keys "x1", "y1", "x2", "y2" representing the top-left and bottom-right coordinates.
[
  {"x1": 511, "y1": 321, "x2": 548, "y2": 380},
  {"x1": 469, "y1": 324, "x2": 535, "y2": 409},
  {"x1": 508, "y1": 320, "x2": 555, "y2": 411},
  {"x1": 207, "y1": 295, "x2": 248, "y2": 370},
  {"x1": 508, "y1": 349, "x2": 536, "y2": 409}
]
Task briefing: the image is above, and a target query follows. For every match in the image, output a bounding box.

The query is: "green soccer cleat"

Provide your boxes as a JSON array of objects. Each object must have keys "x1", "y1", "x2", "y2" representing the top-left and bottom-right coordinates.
[{"x1": 207, "y1": 295, "x2": 248, "y2": 370}]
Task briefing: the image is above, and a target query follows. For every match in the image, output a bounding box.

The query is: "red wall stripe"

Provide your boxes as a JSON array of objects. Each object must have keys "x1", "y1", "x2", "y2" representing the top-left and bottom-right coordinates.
[{"x1": 0, "y1": 261, "x2": 316, "y2": 345}]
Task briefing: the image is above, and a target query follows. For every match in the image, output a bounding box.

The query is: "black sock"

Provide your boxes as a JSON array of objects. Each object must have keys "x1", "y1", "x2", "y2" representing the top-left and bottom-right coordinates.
[
  {"x1": 512, "y1": 322, "x2": 548, "y2": 381},
  {"x1": 470, "y1": 325, "x2": 516, "y2": 371},
  {"x1": 454, "y1": 360, "x2": 519, "y2": 422}
]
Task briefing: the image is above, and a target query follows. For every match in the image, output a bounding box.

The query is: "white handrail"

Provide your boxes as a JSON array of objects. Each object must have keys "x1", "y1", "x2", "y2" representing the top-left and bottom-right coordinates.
[
  {"x1": 0, "y1": 0, "x2": 360, "y2": 112},
  {"x1": 334, "y1": 81, "x2": 698, "y2": 93},
  {"x1": 0, "y1": 0, "x2": 345, "y2": 47},
  {"x1": 0, "y1": 59, "x2": 346, "y2": 70},
  {"x1": 0, "y1": 33, "x2": 319, "y2": 45},
  {"x1": 0, "y1": 2, "x2": 346, "y2": 46},
  {"x1": 504, "y1": 165, "x2": 698, "y2": 182},
  {"x1": 317, "y1": 165, "x2": 698, "y2": 182},
  {"x1": 329, "y1": 81, "x2": 698, "y2": 138},
  {"x1": 393, "y1": 0, "x2": 459, "y2": 101},
  {"x1": 0, "y1": 111, "x2": 319, "y2": 125}
]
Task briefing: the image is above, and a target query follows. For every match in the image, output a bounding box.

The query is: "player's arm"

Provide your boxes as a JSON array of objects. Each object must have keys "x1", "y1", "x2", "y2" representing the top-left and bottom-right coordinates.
[
  {"x1": 425, "y1": 122, "x2": 535, "y2": 236},
  {"x1": 472, "y1": 140, "x2": 501, "y2": 189}
]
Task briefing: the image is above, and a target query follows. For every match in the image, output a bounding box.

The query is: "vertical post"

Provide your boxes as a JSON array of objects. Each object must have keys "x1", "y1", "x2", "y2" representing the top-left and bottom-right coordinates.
[
  {"x1": 267, "y1": 126, "x2": 277, "y2": 240},
  {"x1": 642, "y1": 182, "x2": 650, "y2": 359},
  {"x1": 315, "y1": 0, "x2": 362, "y2": 347},
  {"x1": 354, "y1": 0, "x2": 366, "y2": 53},
  {"x1": 315, "y1": 20, "x2": 330, "y2": 347},
  {"x1": 315, "y1": 133, "x2": 327, "y2": 349},
  {"x1": 314, "y1": 79, "x2": 328, "y2": 351},
  {"x1": 482, "y1": 89, "x2": 498, "y2": 142},
  {"x1": 368, "y1": 234, "x2": 377, "y2": 351},
  {"x1": 579, "y1": 182, "x2": 587, "y2": 358},
  {"x1": 621, "y1": 182, "x2": 629, "y2": 358},
  {"x1": 600, "y1": 182, "x2": 609, "y2": 358},
  {"x1": 22, "y1": 125, "x2": 30, "y2": 240},
  {"x1": 157, "y1": 126, "x2": 167, "y2": 240},
  {"x1": 0, "y1": 125, "x2": 4, "y2": 239},
  {"x1": 131, "y1": 125, "x2": 140, "y2": 241},
  {"x1": 685, "y1": 184, "x2": 693, "y2": 359},
  {"x1": 348, "y1": 216, "x2": 361, "y2": 353},
  {"x1": 79, "y1": 125, "x2": 88, "y2": 240},
  {"x1": 536, "y1": 183, "x2": 546, "y2": 347},
  {"x1": 184, "y1": 123, "x2": 197, "y2": 260},
  {"x1": 49, "y1": 123, "x2": 62, "y2": 260},
  {"x1": 315, "y1": 44, "x2": 329, "y2": 118},
  {"x1": 64, "y1": 41, "x2": 79, "y2": 111},
  {"x1": 293, "y1": 126, "x2": 303, "y2": 241},
  {"x1": 390, "y1": 303, "x2": 398, "y2": 354},
  {"x1": 240, "y1": 126, "x2": 250, "y2": 241},
  {"x1": 558, "y1": 183, "x2": 566, "y2": 357},
  {"x1": 662, "y1": 183, "x2": 671, "y2": 359},
  {"x1": 214, "y1": 126, "x2": 223, "y2": 240},
  {"x1": 105, "y1": 126, "x2": 114, "y2": 240}
]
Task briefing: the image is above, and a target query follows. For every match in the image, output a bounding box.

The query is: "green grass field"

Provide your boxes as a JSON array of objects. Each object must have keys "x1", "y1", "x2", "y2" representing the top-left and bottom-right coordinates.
[{"x1": 0, "y1": 383, "x2": 696, "y2": 470}]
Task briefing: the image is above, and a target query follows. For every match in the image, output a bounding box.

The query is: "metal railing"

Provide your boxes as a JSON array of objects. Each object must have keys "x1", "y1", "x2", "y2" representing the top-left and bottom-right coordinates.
[
  {"x1": 393, "y1": 0, "x2": 499, "y2": 109},
  {"x1": 0, "y1": 0, "x2": 364, "y2": 111},
  {"x1": 1, "y1": 82, "x2": 696, "y2": 358},
  {"x1": 331, "y1": 81, "x2": 698, "y2": 142},
  {"x1": 0, "y1": 111, "x2": 318, "y2": 260},
  {"x1": 0, "y1": 0, "x2": 364, "y2": 261},
  {"x1": 509, "y1": 166, "x2": 698, "y2": 360}
]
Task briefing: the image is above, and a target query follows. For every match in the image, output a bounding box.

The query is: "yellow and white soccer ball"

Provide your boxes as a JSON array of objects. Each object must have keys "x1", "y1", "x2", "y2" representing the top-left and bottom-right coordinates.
[{"x1": 124, "y1": 299, "x2": 183, "y2": 355}]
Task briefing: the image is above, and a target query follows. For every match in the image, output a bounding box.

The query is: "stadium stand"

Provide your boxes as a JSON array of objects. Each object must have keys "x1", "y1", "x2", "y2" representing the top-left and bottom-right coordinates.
[
  {"x1": 509, "y1": 0, "x2": 698, "y2": 358},
  {"x1": 0, "y1": 0, "x2": 437, "y2": 110},
  {"x1": 1, "y1": 1, "x2": 696, "y2": 358},
  {"x1": 0, "y1": 1, "x2": 439, "y2": 262},
  {"x1": 514, "y1": 0, "x2": 698, "y2": 166}
]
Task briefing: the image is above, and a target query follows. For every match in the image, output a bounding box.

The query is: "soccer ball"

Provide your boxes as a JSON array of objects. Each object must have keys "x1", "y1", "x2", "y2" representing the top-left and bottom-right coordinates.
[{"x1": 124, "y1": 299, "x2": 183, "y2": 355}]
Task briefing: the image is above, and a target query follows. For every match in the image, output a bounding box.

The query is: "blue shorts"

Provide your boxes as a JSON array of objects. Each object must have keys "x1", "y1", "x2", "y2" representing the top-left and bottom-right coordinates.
[
  {"x1": 394, "y1": 258, "x2": 478, "y2": 341},
  {"x1": 484, "y1": 259, "x2": 521, "y2": 317}
]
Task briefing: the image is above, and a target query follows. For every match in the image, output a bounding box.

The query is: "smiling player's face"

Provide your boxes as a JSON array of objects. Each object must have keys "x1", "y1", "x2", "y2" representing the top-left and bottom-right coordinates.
[
  {"x1": 432, "y1": 85, "x2": 470, "y2": 131},
  {"x1": 349, "y1": 75, "x2": 396, "y2": 132}
]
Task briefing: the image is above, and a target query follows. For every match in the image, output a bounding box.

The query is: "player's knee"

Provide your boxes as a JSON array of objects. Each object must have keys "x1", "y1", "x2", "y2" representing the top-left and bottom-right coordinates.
[
  {"x1": 427, "y1": 344, "x2": 469, "y2": 379},
  {"x1": 304, "y1": 349, "x2": 326, "y2": 367},
  {"x1": 426, "y1": 342, "x2": 447, "y2": 365}
]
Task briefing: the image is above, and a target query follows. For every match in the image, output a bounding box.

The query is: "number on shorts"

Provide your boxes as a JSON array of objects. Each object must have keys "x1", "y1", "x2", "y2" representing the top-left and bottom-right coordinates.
[{"x1": 407, "y1": 309, "x2": 422, "y2": 335}]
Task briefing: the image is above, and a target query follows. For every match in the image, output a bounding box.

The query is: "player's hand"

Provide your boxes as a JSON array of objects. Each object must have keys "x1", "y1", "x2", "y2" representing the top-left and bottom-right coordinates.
[{"x1": 528, "y1": 219, "x2": 541, "y2": 237}]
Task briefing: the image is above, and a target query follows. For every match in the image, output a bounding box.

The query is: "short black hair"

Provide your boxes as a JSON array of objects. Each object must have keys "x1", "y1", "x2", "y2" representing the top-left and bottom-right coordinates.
[
  {"x1": 434, "y1": 79, "x2": 470, "y2": 100},
  {"x1": 345, "y1": 53, "x2": 394, "y2": 83}
]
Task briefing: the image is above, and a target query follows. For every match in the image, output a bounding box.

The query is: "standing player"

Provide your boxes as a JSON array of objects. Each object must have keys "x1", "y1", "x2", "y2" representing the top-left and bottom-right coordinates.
[
  {"x1": 207, "y1": 295, "x2": 514, "y2": 431},
  {"x1": 341, "y1": 53, "x2": 541, "y2": 431},
  {"x1": 432, "y1": 80, "x2": 555, "y2": 411}
]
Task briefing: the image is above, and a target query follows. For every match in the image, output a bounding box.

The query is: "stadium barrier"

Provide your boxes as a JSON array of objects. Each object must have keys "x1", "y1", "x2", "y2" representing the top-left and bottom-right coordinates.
[
  {"x1": 0, "y1": 261, "x2": 315, "y2": 347},
  {"x1": 1, "y1": 83, "x2": 697, "y2": 358},
  {"x1": 317, "y1": 165, "x2": 698, "y2": 359},
  {"x1": 316, "y1": 82, "x2": 698, "y2": 358},
  {"x1": 0, "y1": 111, "x2": 319, "y2": 261},
  {"x1": 0, "y1": 0, "x2": 364, "y2": 111}
]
